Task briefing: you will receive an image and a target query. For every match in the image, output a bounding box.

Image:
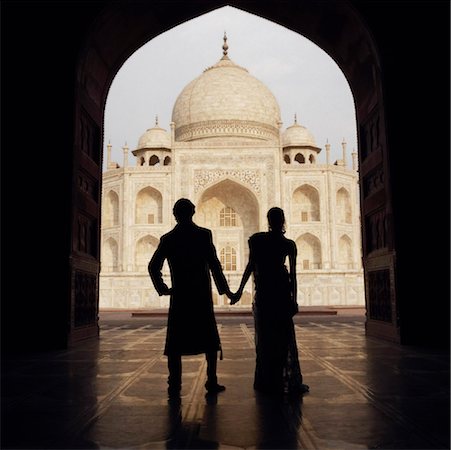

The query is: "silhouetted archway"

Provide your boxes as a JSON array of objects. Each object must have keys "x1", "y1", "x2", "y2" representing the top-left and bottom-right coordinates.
[
  {"x1": 7, "y1": 1, "x2": 447, "y2": 350},
  {"x1": 70, "y1": 1, "x2": 396, "y2": 344}
]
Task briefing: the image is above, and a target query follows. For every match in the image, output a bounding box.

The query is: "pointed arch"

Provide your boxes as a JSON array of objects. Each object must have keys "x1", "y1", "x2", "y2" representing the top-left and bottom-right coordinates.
[
  {"x1": 338, "y1": 234, "x2": 353, "y2": 269},
  {"x1": 337, "y1": 187, "x2": 352, "y2": 223},
  {"x1": 296, "y1": 233, "x2": 322, "y2": 270},
  {"x1": 292, "y1": 184, "x2": 320, "y2": 223},
  {"x1": 135, "y1": 235, "x2": 159, "y2": 272},
  {"x1": 67, "y1": 0, "x2": 421, "y2": 345},
  {"x1": 197, "y1": 178, "x2": 259, "y2": 235},
  {"x1": 135, "y1": 187, "x2": 162, "y2": 224},
  {"x1": 104, "y1": 190, "x2": 119, "y2": 227},
  {"x1": 149, "y1": 155, "x2": 160, "y2": 166},
  {"x1": 294, "y1": 153, "x2": 305, "y2": 164},
  {"x1": 102, "y1": 237, "x2": 119, "y2": 272}
]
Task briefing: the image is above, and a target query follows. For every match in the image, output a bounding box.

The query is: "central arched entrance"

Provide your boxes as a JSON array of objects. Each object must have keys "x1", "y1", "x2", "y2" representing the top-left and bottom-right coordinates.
[{"x1": 196, "y1": 179, "x2": 259, "y2": 306}]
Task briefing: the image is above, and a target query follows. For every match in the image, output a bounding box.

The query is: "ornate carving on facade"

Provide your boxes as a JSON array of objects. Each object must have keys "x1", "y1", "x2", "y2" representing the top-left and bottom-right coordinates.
[
  {"x1": 77, "y1": 170, "x2": 99, "y2": 201},
  {"x1": 194, "y1": 169, "x2": 261, "y2": 194},
  {"x1": 335, "y1": 182, "x2": 350, "y2": 192},
  {"x1": 293, "y1": 229, "x2": 322, "y2": 239},
  {"x1": 76, "y1": 214, "x2": 97, "y2": 257},
  {"x1": 360, "y1": 109, "x2": 381, "y2": 160},
  {"x1": 175, "y1": 139, "x2": 275, "y2": 148},
  {"x1": 134, "y1": 230, "x2": 159, "y2": 241},
  {"x1": 102, "y1": 231, "x2": 120, "y2": 241},
  {"x1": 363, "y1": 165, "x2": 384, "y2": 198},
  {"x1": 176, "y1": 119, "x2": 279, "y2": 142},
  {"x1": 365, "y1": 209, "x2": 388, "y2": 253},
  {"x1": 104, "y1": 185, "x2": 120, "y2": 196},
  {"x1": 80, "y1": 108, "x2": 100, "y2": 164},
  {"x1": 74, "y1": 271, "x2": 97, "y2": 327},
  {"x1": 133, "y1": 182, "x2": 164, "y2": 194},
  {"x1": 368, "y1": 269, "x2": 392, "y2": 322},
  {"x1": 297, "y1": 180, "x2": 320, "y2": 190}
]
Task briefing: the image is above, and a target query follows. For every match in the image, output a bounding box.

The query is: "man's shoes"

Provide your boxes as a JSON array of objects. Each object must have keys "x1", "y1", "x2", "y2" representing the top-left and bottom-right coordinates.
[
  {"x1": 205, "y1": 381, "x2": 226, "y2": 393},
  {"x1": 292, "y1": 383, "x2": 310, "y2": 395}
]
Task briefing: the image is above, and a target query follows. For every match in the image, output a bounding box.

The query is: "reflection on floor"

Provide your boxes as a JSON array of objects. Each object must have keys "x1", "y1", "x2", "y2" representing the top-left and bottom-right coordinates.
[{"x1": 3, "y1": 314, "x2": 450, "y2": 449}]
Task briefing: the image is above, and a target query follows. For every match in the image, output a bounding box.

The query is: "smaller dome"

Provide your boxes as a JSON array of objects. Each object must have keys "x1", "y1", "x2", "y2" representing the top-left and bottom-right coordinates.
[
  {"x1": 136, "y1": 121, "x2": 171, "y2": 150},
  {"x1": 282, "y1": 118, "x2": 317, "y2": 148}
]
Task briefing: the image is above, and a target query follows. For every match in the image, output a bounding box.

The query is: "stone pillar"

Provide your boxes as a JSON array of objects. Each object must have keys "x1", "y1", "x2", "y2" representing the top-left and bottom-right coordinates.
[
  {"x1": 107, "y1": 141, "x2": 112, "y2": 167},
  {"x1": 326, "y1": 170, "x2": 336, "y2": 269},
  {"x1": 342, "y1": 139, "x2": 347, "y2": 167},
  {"x1": 325, "y1": 141, "x2": 331, "y2": 165},
  {"x1": 352, "y1": 150, "x2": 358, "y2": 171},
  {"x1": 123, "y1": 143, "x2": 129, "y2": 168},
  {"x1": 170, "y1": 122, "x2": 175, "y2": 147}
]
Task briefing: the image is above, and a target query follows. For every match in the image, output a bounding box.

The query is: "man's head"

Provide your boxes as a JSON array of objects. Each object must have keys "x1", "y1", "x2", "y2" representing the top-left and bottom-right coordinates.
[{"x1": 173, "y1": 198, "x2": 195, "y2": 224}]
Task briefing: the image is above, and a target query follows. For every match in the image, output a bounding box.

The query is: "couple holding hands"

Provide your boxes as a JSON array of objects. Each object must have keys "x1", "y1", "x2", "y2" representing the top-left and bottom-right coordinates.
[{"x1": 149, "y1": 199, "x2": 309, "y2": 398}]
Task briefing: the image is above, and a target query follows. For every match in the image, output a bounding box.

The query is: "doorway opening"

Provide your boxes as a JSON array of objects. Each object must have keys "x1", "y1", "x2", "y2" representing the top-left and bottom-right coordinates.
[{"x1": 97, "y1": 7, "x2": 365, "y2": 324}]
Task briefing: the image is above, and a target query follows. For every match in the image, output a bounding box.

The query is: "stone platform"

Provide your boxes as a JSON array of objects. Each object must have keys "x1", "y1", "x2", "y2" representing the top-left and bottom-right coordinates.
[{"x1": 2, "y1": 314, "x2": 449, "y2": 449}]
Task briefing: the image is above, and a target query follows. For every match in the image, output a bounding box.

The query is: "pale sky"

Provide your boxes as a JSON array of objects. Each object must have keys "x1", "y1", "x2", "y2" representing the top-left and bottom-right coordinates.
[{"x1": 104, "y1": 6, "x2": 357, "y2": 170}]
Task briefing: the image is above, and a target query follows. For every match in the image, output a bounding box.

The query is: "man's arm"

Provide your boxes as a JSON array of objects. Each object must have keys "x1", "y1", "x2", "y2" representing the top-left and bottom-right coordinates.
[
  {"x1": 148, "y1": 237, "x2": 171, "y2": 296},
  {"x1": 206, "y1": 230, "x2": 230, "y2": 296}
]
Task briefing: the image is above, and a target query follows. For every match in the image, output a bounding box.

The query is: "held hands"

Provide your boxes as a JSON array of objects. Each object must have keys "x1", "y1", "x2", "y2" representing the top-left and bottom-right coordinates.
[{"x1": 227, "y1": 289, "x2": 243, "y2": 305}]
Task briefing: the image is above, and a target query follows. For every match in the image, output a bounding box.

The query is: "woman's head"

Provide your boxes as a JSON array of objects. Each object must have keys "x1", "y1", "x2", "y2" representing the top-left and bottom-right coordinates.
[{"x1": 267, "y1": 207, "x2": 286, "y2": 234}]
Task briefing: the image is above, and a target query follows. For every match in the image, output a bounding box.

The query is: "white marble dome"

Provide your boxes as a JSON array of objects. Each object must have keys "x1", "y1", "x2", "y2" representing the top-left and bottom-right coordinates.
[
  {"x1": 172, "y1": 54, "x2": 281, "y2": 142},
  {"x1": 282, "y1": 120, "x2": 318, "y2": 148},
  {"x1": 136, "y1": 123, "x2": 171, "y2": 150}
]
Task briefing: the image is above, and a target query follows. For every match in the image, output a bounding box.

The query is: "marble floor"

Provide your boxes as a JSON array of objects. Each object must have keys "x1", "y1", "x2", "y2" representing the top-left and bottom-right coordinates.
[{"x1": 2, "y1": 314, "x2": 450, "y2": 449}]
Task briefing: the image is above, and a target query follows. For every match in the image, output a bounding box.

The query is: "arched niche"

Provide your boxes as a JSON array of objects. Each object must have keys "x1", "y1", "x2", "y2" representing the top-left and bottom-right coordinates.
[
  {"x1": 135, "y1": 235, "x2": 159, "y2": 272},
  {"x1": 337, "y1": 188, "x2": 352, "y2": 224},
  {"x1": 102, "y1": 237, "x2": 119, "y2": 272},
  {"x1": 292, "y1": 184, "x2": 320, "y2": 222},
  {"x1": 104, "y1": 190, "x2": 119, "y2": 227},
  {"x1": 296, "y1": 233, "x2": 322, "y2": 270},
  {"x1": 135, "y1": 187, "x2": 163, "y2": 224},
  {"x1": 197, "y1": 178, "x2": 259, "y2": 242},
  {"x1": 338, "y1": 234, "x2": 353, "y2": 269}
]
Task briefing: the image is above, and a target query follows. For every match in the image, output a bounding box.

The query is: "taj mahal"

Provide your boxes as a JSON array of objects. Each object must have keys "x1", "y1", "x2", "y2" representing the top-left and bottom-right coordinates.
[{"x1": 99, "y1": 36, "x2": 364, "y2": 310}]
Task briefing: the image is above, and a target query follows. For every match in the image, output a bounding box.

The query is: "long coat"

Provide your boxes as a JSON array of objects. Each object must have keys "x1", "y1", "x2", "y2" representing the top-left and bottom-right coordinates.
[{"x1": 148, "y1": 223, "x2": 228, "y2": 356}]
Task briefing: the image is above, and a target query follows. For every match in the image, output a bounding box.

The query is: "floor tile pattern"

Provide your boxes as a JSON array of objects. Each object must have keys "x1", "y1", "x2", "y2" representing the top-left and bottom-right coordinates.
[{"x1": 3, "y1": 316, "x2": 449, "y2": 449}]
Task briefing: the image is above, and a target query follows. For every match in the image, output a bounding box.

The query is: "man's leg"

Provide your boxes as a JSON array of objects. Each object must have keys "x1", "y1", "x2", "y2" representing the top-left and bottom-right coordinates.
[
  {"x1": 167, "y1": 354, "x2": 182, "y2": 395},
  {"x1": 205, "y1": 351, "x2": 225, "y2": 393}
]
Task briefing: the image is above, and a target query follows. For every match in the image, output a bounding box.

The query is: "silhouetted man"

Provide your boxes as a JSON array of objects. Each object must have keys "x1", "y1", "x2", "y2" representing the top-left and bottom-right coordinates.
[{"x1": 149, "y1": 198, "x2": 232, "y2": 397}]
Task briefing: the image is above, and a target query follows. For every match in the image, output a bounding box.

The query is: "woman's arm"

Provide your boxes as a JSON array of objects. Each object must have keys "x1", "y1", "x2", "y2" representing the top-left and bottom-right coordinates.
[
  {"x1": 238, "y1": 260, "x2": 253, "y2": 293},
  {"x1": 230, "y1": 239, "x2": 254, "y2": 304},
  {"x1": 288, "y1": 241, "x2": 298, "y2": 315}
]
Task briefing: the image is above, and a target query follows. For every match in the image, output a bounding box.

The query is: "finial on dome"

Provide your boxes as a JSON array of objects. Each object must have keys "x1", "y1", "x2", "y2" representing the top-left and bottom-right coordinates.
[
  {"x1": 222, "y1": 31, "x2": 229, "y2": 59},
  {"x1": 294, "y1": 113, "x2": 298, "y2": 124},
  {"x1": 155, "y1": 115, "x2": 159, "y2": 127}
]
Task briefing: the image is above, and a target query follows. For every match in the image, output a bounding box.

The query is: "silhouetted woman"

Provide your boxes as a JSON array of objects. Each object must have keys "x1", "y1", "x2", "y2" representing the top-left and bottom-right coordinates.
[{"x1": 232, "y1": 207, "x2": 309, "y2": 395}]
